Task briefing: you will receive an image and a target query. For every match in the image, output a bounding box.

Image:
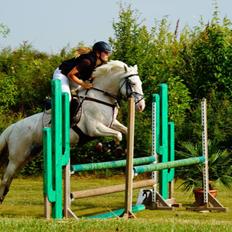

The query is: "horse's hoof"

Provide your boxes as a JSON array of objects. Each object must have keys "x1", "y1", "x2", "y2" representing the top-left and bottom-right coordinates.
[{"x1": 116, "y1": 132, "x2": 122, "y2": 143}]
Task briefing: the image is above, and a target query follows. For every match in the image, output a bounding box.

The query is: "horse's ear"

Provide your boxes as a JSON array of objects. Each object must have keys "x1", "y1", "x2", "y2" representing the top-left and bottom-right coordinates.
[
  {"x1": 124, "y1": 65, "x2": 128, "y2": 72},
  {"x1": 133, "y1": 65, "x2": 138, "y2": 72}
]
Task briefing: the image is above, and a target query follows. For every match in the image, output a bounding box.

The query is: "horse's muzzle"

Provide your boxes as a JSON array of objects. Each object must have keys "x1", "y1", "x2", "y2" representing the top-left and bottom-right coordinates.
[{"x1": 136, "y1": 99, "x2": 145, "y2": 112}]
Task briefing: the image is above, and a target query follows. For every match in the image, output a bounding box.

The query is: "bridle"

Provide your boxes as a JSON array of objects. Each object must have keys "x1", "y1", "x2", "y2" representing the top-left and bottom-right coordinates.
[
  {"x1": 118, "y1": 74, "x2": 144, "y2": 104},
  {"x1": 79, "y1": 73, "x2": 144, "y2": 108}
]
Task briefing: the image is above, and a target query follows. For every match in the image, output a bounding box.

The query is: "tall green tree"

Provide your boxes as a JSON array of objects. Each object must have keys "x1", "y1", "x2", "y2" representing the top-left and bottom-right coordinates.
[
  {"x1": 178, "y1": 19, "x2": 232, "y2": 100},
  {"x1": 110, "y1": 5, "x2": 191, "y2": 154}
]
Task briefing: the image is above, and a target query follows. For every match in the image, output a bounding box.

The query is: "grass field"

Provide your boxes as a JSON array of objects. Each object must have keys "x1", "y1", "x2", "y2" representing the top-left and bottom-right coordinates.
[{"x1": 0, "y1": 175, "x2": 231, "y2": 232}]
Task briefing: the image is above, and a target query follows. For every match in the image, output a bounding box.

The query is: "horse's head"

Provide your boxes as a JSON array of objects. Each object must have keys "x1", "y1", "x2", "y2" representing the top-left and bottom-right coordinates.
[
  {"x1": 93, "y1": 60, "x2": 145, "y2": 112},
  {"x1": 118, "y1": 63, "x2": 145, "y2": 112}
]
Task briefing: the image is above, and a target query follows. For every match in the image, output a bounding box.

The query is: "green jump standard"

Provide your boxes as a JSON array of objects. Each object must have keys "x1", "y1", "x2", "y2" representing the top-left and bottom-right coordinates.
[{"x1": 134, "y1": 156, "x2": 205, "y2": 174}]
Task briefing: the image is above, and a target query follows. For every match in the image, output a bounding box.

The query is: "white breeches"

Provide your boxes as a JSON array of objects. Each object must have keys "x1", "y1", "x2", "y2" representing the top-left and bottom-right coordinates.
[{"x1": 53, "y1": 68, "x2": 72, "y2": 101}]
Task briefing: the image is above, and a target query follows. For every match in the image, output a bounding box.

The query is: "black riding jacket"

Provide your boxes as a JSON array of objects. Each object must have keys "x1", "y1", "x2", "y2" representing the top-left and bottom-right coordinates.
[{"x1": 59, "y1": 52, "x2": 97, "y2": 81}]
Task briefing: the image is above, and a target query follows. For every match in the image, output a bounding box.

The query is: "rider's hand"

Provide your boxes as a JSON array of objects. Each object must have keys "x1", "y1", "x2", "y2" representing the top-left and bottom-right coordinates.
[{"x1": 81, "y1": 81, "x2": 93, "y2": 89}]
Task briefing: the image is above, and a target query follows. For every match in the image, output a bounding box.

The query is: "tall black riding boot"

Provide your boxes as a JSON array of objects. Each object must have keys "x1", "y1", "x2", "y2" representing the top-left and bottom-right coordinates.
[{"x1": 70, "y1": 97, "x2": 79, "y2": 127}]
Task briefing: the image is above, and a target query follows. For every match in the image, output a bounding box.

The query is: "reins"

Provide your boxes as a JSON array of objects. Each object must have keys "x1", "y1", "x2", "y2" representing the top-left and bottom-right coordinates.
[
  {"x1": 79, "y1": 73, "x2": 144, "y2": 109},
  {"x1": 79, "y1": 95, "x2": 118, "y2": 108},
  {"x1": 91, "y1": 87, "x2": 119, "y2": 102}
]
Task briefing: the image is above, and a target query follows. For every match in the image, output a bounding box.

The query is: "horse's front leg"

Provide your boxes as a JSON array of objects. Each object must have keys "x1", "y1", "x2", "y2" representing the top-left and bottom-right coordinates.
[
  {"x1": 91, "y1": 123, "x2": 123, "y2": 144},
  {"x1": 110, "y1": 119, "x2": 128, "y2": 135}
]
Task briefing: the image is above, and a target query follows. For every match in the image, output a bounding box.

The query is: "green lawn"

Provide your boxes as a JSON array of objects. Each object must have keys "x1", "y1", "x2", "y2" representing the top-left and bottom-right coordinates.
[{"x1": 0, "y1": 175, "x2": 231, "y2": 232}]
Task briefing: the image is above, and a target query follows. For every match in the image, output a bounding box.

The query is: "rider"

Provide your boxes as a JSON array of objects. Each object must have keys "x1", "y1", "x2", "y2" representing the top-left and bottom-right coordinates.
[{"x1": 53, "y1": 41, "x2": 112, "y2": 124}]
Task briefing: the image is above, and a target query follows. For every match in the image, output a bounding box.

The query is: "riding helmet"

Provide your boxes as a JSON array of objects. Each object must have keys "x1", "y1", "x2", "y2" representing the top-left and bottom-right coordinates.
[{"x1": 93, "y1": 41, "x2": 112, "y2": 53}]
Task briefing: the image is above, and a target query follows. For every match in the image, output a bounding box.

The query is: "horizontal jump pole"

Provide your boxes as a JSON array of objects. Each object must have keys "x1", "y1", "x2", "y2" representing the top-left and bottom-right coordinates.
[
  {"x1": 71, "y1": 156, "x2": 155, "y2": 172},
  {"x1": 71, "y1": 179, "x2": 155, "y2": 199},
  {"x1": 134, "y1": 156, "x2": 205, "y2": 174},
  {"x1": 85, "y1": 204, "x2": 145, "y2": 219}
]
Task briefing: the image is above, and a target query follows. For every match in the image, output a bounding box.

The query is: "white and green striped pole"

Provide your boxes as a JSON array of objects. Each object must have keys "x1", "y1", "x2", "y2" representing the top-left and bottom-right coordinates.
[
  {"x1": 151, "y1": 94, "x2": 158, "y2": 205},
  {"x1": 201, "y1": 98, "x2": 209, "y2": 204}
]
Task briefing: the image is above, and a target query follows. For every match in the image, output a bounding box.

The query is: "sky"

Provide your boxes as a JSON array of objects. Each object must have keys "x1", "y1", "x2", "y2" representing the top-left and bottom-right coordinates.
[{"x1": 0, "y1": 0, "x2": 231, "y2": 53}]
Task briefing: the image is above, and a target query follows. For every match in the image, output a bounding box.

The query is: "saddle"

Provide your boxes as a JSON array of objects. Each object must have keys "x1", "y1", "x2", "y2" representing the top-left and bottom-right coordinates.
[{"x1": 43, "y1": 96, "x2": 82, "y2": 128}]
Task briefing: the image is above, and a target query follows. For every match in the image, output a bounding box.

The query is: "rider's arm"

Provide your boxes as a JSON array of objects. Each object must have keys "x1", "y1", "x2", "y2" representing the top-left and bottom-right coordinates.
[
  {"x1": 67, "y1": 67, "x2": 93, "y2": 89},
  {"x1": 67, "y1": 66, "x2": 83, "y2": 85}
]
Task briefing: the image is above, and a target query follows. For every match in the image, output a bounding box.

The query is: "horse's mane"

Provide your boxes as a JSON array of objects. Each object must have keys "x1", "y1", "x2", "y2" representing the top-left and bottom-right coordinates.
[{"x1": 93, "y1": 60, "x2": 128, "y2": 79}]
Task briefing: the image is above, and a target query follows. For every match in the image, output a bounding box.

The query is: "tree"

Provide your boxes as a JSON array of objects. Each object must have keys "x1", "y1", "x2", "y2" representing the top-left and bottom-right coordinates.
[
  {"x1": 110, "y1": 5, "x2": 191, "y2": 155},
  {"x1": 178, "y1": 18, "x2": 232, "y2": 100}
]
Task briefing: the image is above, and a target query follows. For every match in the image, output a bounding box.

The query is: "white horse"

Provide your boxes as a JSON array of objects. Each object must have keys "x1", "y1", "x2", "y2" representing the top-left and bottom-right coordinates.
[{"x1": 0, "y1": 60, "x2": 145, "y2": 203}]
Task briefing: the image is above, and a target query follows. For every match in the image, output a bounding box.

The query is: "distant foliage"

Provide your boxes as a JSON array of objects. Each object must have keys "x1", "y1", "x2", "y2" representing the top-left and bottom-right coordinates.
[{"x1": 0, "y1": 23, "x2": 10, "y2": 38}]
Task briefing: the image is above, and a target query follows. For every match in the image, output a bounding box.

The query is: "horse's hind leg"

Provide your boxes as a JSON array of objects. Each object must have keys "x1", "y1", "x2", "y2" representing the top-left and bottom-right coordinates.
[{"x1": 0, "y1": 159, "x2": 23, "y2": 203}]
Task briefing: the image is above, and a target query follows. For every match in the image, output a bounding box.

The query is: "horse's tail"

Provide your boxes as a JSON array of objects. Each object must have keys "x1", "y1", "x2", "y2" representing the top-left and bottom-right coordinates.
[{"x1": 0, "y1": 124, "x2": 14, "y2": 166}]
